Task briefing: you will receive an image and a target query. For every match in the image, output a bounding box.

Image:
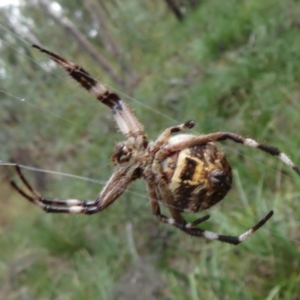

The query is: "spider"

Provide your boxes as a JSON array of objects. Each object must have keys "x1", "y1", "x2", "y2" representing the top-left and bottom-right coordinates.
[{"x1": 10, "y1": 45, "x2": 300, "y2": 245}]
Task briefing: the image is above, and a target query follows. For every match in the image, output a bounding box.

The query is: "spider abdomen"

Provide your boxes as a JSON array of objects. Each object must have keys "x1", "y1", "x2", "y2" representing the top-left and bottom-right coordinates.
[{"x1": 161, "y1": 143, "x2": 232, "y2": 212}]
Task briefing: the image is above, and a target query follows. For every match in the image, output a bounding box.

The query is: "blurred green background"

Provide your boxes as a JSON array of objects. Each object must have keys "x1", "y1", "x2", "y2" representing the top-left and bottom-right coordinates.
[{"x1": 1, "y1": 0, "x2": 300, "y2": 299}]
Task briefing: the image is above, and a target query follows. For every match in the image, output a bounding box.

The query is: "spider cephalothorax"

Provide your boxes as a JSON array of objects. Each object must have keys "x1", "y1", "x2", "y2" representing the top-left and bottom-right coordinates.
[{"x1": 10, "y1": 45, "x2": 300, "y2": 245}]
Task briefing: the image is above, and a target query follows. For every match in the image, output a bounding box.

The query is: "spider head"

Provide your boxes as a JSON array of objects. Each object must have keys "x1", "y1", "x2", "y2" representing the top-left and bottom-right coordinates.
[{"x1": 111, "y1": 142, "x2": 132, "y2": 165}]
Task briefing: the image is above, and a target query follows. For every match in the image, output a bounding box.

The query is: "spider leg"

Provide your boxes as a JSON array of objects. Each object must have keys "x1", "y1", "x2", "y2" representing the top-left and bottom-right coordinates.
[
  {"x1": 181, "y1": 210, "x2": 274, "y2": 245},
  {"x1": 147, "y1": 173, "x2": 273, "y2": 244},
  {"x1": 11, "y1": 164, "x2": 132, "y2": 214},
  {"x1": 32, "y1": 45, "x2": 144, "y2": 138},
  {"x1": 11, "y1": 165, "x2": 100, "y2": 209},
  {"x1": 163, "y1": 131, "x2": 300, "y2": 177},
  {"x1": 150, "y1": 120, "x2": 195, "y2": 152}
]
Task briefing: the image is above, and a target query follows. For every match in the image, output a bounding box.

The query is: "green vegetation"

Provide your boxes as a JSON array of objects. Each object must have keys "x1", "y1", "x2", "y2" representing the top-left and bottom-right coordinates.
[{"x1": 1, "y1": 0, "x2": 300, "y2": 299}]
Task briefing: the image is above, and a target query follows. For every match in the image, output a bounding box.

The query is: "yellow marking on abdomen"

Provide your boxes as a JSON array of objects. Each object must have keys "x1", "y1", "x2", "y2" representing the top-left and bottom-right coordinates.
[{"x1": 172, "y1": 148, "x2": 205, "y2": 185}]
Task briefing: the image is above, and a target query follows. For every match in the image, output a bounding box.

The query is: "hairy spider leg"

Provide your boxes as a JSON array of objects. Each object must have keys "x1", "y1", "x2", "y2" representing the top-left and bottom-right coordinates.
[
  {"x1": 162, "y1": 131, "x2": 300, "y2": 177},
  {"x1": 10, "y1": 164, "x2": 132, "y2": 214},
  {"x1": 181, "y1": 211, "x2": 274, "y2": 245},
  {"x1": 32, "y1": 44, "x2": 143, "y2": 137}
]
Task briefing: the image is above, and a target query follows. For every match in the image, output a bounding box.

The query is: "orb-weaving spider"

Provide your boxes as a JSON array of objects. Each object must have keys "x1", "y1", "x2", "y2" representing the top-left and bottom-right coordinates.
[{"x1": 10, "y1": 45, "x2": 300, "y2": 245}]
